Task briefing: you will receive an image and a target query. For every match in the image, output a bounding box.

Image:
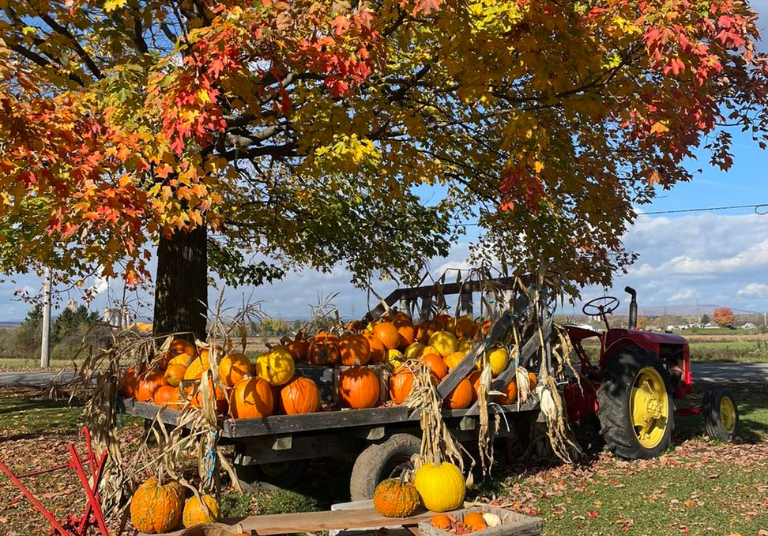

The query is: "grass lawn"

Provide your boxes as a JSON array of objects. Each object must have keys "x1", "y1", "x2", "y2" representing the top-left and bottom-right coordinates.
[
  {"x1": 1, "y1": 384, "x2": 767, "y2": 535},
  {"x1": 0, "y1": 358, "x2": 84, "y2": 371}
]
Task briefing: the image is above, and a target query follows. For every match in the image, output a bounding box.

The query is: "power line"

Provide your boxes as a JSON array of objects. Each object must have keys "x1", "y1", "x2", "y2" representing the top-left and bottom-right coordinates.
[{"x1": 448, "y1": 202, "x2": 768, "y2": 227}]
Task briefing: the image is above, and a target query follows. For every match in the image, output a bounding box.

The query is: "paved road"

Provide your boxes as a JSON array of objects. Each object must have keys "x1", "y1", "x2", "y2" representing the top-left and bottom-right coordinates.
[{"x1": 0, "y1": 363, "x2": 767, "y2": 388}]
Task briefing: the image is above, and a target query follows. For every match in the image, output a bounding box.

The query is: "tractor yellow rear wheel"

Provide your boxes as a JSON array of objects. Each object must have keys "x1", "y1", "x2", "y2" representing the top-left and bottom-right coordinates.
[{"x1": 597, "y1": 347, "x2": 675, "y2": 460}]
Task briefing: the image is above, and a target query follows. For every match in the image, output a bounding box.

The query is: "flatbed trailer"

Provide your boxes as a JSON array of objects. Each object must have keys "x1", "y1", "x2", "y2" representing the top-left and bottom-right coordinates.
[{"x1": 119, "y1": 272, "x2": 551, "y2": 497}]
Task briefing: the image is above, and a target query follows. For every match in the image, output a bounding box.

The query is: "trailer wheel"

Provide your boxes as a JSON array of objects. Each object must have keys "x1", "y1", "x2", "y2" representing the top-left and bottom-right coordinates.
[
  {"x1": 234, "y1": 460, "x2": 308, "y2": 490},
  {"x1": 703, "y1": 386, "x2": 738, "y2": 442},
  {"x1": 349, "y1": 433, "x2": 420, "y2": 501},
  {"x1": 597, "y1": 346, "x2": 675, "y2": 460}
]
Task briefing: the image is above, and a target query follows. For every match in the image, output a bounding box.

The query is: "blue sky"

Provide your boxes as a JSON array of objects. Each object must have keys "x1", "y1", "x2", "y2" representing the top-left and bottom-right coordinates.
[{"x1": 2, "y1": 4, "x2": 768, "y2": 323}]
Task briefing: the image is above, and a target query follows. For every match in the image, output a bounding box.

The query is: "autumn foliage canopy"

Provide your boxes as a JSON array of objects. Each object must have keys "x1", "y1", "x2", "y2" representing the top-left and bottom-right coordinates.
[
  {"x1": 713, "y1": 306, "x2": 736, "y2": 328},
  {"x1": 1, "y1": 0, "x2": 767, "y2": 296}
]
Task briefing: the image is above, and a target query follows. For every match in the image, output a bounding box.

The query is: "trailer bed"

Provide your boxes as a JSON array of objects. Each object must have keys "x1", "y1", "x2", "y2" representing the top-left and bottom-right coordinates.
[{"x1": 118, "y1": 397, "x2": 540, "y2": 438}]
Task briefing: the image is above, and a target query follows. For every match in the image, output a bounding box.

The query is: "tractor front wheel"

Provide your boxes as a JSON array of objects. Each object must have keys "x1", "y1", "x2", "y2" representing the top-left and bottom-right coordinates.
[
  {"x1": 597, "y1": 347, "x2": 675, "y2": 460},
  {"x1": 703, "y1": 386, "x2": 739, "y2": 442}
]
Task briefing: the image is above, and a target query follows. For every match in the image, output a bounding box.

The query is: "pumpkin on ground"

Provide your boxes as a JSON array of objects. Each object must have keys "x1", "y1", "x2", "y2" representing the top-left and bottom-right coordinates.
[
  {"x1": 255, "y1": 346, "x2": 295, "y2": 386},
  {"x1": 429, "y1": 331, "x2": 458, "y2": 357},
  {"x1": 372, "y1": 478, "x2": 421, "y2": 518},
  {"x1": 279, "y1": 377, "x2": 321, "y2": 415},
  {"x1": 389, "y1": 368, "x2": 414, "y2": 404},
  {"x1": 182, "y1": 494, "x2": 219, "y2": 527},
  {"x1": 339, "y1": 334, "x2": 371, "y2": 366},
  {"x1": 443, "y1": 378, "x2": 473, "y2": 409},
  {"x1": 308, "y1": 333, "x2": 340, "y2": 366},
  {"x1": 364, "y1": 332, "x2": 387, "y2": 363},
  {"x1": 373, "y1": 322, "x2": 401, "y2": 350},
  {"x1": 497, "y1": 379, "x2": 517, "y2": 405},
  {"x1": 122, "y1": 367, "x2": 140, "y2": 398},
  {"x1": 423, "y1": 354, "x2": 448, "y2": 380},
  {"x1": 164, "y1": 364, "x2": 187, "y2": 387},
  {"x1": 230, "y1": 377, "x2": 273, "y2": 418},
  {"x1": 218, "y1": 353, "x2": 252, "y2": 387},
  {"x1": 443, "y1": 351, "x2": 466, "y2": 370},
  {"x1": 136, "y1": 370, "x2": 168, "y2": 402},
  {"x1": 339, "y1": 367, "x2": 380, "y2": 409},
  {"x1": 129, "y1": 477, "x2": 184, "y2": 534},
  {"x1": 463, "y1": 512, "x2": 487, "y2": 531},
  {"x1": 414, "y1": 462, "x2": 466, "y2": 512}
]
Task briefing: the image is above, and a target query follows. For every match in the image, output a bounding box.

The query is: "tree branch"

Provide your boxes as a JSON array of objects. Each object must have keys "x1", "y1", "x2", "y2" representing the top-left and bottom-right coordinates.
[{"x1": 38, "y1": 13, "x2": 104, "y2": 80}]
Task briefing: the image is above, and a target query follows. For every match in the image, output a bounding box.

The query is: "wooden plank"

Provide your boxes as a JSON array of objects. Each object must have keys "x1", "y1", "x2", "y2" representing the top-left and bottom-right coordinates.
[
  {"x1": 223, "y1": 406, "x2": 411, "y2": 438},
  {"x1": 139, "y1": 507, "x2": 441, "y2": 536},
  {"x1": 366, "y1": 276, "x2": 526, "y2": 320}
]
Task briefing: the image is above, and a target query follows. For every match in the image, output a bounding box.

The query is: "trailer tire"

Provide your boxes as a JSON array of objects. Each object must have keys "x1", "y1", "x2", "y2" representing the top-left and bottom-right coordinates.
[
  {"x1": 597, "y1": 346, "x2": 675, "y2": 460},
  {"x1": 235, "y1": 460, "x2": 309, "y2": 490},
  {"x1": 349, "y1": 433, "x2": 421, "y2": 501},
  {"x1": 703, "y1": 386, "x2": 738, "y2": 442}
]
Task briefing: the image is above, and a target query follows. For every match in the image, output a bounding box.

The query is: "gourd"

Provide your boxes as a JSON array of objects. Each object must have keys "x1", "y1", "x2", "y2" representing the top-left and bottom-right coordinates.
[
  {"x1": 372, "y1": 478, "x2": 421, "y2": 518},
  {"x1": 182, "y1": 494, "x2": 219, "y2": 527},
  {"x1": 129, "y1": 477, "x2": 184, "y2": 534}
]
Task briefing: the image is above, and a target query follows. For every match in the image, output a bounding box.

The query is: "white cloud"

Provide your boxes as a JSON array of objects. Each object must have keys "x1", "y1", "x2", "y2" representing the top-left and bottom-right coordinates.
[
  {"x1": 737, "y1": 283, "x2": 768, "y2": 298},
  {"x1": 670, "y1": 288, "x2": 696, "y2": 301}
]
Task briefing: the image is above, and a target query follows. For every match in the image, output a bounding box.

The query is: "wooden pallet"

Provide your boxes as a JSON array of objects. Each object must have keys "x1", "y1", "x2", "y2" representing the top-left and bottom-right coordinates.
[{"x1": 138, "y1": 502, "x2": 542, "y2": 536}]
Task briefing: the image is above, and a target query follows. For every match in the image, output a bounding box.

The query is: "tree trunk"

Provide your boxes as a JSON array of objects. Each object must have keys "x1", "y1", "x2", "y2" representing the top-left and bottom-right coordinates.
[{"x1": 153, "y1": 225, "x2": 208, "y2": 341}]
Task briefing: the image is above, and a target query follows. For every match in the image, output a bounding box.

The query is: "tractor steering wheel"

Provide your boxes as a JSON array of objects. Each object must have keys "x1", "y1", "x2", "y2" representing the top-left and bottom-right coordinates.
[{"x1": 582, "y1": 296, "x2": 620, "y2": 317}]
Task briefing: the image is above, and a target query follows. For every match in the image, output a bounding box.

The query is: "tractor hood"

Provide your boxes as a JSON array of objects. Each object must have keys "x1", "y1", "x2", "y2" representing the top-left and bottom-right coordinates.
[
  {"x1": 564, "y1": 325, "x2": 601, "y2": 342},
  {"x1": 623, "y1": 329, "x2": 688, "y2": 346}
]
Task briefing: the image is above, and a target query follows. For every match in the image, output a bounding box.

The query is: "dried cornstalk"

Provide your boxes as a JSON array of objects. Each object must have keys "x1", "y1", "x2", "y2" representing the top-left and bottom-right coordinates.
[{"x1": 405, "y1": 363, "x2": 475, "y2": 485}]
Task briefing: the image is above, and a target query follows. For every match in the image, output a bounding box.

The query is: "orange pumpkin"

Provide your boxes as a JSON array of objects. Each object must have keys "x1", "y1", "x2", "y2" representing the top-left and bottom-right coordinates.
[
  {"x1": 435, "y1": 313, "x2": 453, "y2": 329},
  {"x1": 279, "y1": 377, "x2": 321, "y2": 415},
  {"x1": 397, "y1": 324, "x2": 417, "y2": 350},
  {"x1": 308, "y1": 333, "x2": 340, "y2": 366},
  {"x1": 136, "y1": 370, "x2": 167, "y2": 402},
  {"x1": 286, "y1": 333, "x2": 310, "y2": 362},
  {"x1": 129, "y1": 477, "x2": 184, "y2": 534},
  {"x1": 444, "y1": 351, "x2": 466, "y2": 370},
  {"x1": 372, "y1": 478, "x2": 421, "y2": 518},
  {"x1": 166, "y1": 386, "x2": 185, "y2": 409},
  {"x1": 389, "y1": 368, "x2": 414, "y2": 404},
  {"x1": 417, "y1": 321, "x2": 440, "y2": 345},
  {"x1": 191, "y1": 380, "x2": 229, "y2": 416},
  {"x1": 373, "y1": 322, "x2": 400, "y2": 350},
  {"x1": 164, "y1": 363, "x2": 187, "y2": 387},
  {"x1": 122, "y1": 367, "x2": 140, "y2": 398},
  {"x1": 339, "y1": 334, "x2": 371, "y2": 366},
  {"x1": 423, "y1": 353, "x2": 448, "y2": 380},
  {"x1": 497, "y1": 379, "x2": 517, "y2": 405},
  {"x1": 463, "y1": 512, "x2": 487, "y2": 531},
  {"x1": 393, "y1": 311, "x2": 412, "y2": 326},
  {"x1": 218, "y1": 353, "x2": 252, "y2": 387},
  {"x1": 454, "y1": 316, "x2": 479, "y2": 339},
  {"x1": 443, "y1": 378, "x2": 473, "y2": 409},
  {"x1": 528, "y1": 372, "x2": 538, "y2": 389},
  {"x1": 468, "y1": 370, "x2": 481, "y2": 402},
  {"x1": 431, "y1": 513, "x2": 452, "y2": 529},
  {"x1": 229, "y1": 377, "x2": 274, "y2": 418},
  {"x1": 153, "y1": 385, "x2": 178, "y2": 405},
  {"x1": 364, "y1": 332, "x2": 387, "y2": 363},
  {"x1": 339, "y1": 367, "x2": 380, "y2": 409},
  {"x1": 169, "y1": 338, "x2": 196, "y2": 356}
]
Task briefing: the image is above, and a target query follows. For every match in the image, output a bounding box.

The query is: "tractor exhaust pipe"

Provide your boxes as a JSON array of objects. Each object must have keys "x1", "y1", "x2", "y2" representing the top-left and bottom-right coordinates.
[{"x1": 625, "y1": 286, "x2": 637, "y2": 330}]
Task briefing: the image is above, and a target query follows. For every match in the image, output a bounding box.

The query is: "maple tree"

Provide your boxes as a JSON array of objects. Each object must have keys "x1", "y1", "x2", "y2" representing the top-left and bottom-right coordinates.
[
  {"x1": 713, "y1": 306, "x2": 735, "y2": 328},
  {"x1": 1, "y1": 0, "x2": 766, "y2": 337}
]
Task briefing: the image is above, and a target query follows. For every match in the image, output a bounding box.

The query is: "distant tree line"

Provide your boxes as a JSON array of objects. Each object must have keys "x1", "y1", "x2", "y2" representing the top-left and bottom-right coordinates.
[{"x1": 249, "y1": 318, "x2": 304, "y2": 337}]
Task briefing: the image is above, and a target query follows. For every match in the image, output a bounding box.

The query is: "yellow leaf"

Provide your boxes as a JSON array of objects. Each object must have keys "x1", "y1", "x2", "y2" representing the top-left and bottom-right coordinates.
[
  {"x1": 650, "y1": 122, "x2": 669, "y2": 135},
  {"x1": 534, "y1": 161, "x2": 544, "y2": 173},
  {"x1": 104, "y1": 0, "x2": 127, "y2": 12}
]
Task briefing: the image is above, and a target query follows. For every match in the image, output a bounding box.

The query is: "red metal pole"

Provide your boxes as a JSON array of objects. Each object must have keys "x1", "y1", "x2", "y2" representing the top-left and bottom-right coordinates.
[
  {"x1": 68, "y1": 445, "x2": 111, "y2": 536},
  {"x1": 0, "y1": 460, "x2": 74, "y2": 536}
]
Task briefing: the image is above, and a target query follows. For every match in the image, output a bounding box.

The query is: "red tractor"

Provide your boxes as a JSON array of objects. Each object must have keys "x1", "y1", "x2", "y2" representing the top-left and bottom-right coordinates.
[{"x1": 564, "y1": 286, "x2": 739, "y2": 460}]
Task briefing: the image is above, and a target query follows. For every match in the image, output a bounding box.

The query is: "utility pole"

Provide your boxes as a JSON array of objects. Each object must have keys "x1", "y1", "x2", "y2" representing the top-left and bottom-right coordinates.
[{"x1": 40, "y1": 267, "x2": 52, "y2": 369}]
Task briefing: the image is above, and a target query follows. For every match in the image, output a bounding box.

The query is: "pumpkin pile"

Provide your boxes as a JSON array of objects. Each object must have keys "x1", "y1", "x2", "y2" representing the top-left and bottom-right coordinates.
[
  {"x1": 130, "y1": 477, "x2": 226, "y2": 533},
  {"x1": 119, "y1": 311, "x2": 539, "y2": 417}
]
